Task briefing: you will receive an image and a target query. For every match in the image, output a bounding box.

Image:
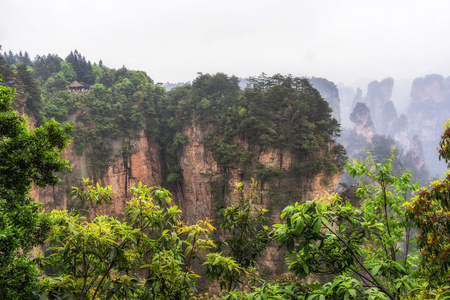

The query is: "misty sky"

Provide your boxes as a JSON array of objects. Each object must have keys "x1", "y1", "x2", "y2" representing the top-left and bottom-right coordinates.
[{"x1": 2, "y1": 0, "x2": 450, "y2": 85}]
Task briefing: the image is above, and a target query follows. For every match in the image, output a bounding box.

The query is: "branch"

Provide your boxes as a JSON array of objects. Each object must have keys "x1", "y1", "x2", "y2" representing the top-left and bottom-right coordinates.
[
  {"x1": 348, "y1": 265, "x2": 375, "y2": 287},
  {"x1": 403, "y1": 227, "x2": 411, "y2": 268},
  {"x1": 79, "y1": 249, "x2": 88, "y2": 300},
  {"x1": 323, "y1": 223, "x2": 398, "y2": 300},
  {"x1": 381, "y1": 184, "x2": 396, "y2": 261}
]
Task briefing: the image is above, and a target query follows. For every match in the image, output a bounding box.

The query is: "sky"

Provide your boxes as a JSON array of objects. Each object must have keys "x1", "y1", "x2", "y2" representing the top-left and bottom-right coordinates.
[{"x1": 2, "y1": 0, "x2": 450, "y2": 85}]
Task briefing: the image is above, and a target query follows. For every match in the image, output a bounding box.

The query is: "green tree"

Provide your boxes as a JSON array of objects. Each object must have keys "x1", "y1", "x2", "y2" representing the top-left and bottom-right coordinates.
[
  {"x1": 218, "y1": 179, "x2": 272, "y2": 270},
  {"x1": 204, "y1": 180, "x2": 273, "y2": 293},
  {"x1": 274, "y1": 153, "x2": 420, "y2": 300},
  {"x1": 0, "y1": 74, "x2": 72, "y2": 299},
  {"x1": 0, "y1": 49, "x2": 15, "y2": 83},
  {"x1": 39, "y1": 183, "x2": 216, "y2": 299},
  {"x1": 406, "y1": 121, "x2": 450, "y2": 291},
  {"x1": 33, "y1": 54, "x2": 63, "y2": 83},
  {"x1": 60, "y1": 61, "x2": 77, "y2": 82},
  {"x1": 15, "y1": 63, "x2": 44, "y2": 123}
]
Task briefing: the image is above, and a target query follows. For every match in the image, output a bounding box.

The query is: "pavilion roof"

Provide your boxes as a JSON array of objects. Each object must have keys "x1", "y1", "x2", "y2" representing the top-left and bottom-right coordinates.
[{"x1": 69, "y1": 81, "x2": 84, "y2": 88}]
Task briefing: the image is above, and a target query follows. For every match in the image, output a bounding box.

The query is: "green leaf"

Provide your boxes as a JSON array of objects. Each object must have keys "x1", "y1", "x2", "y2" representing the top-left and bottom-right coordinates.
[
  {"x1": 140, "y1": 264, "x2": 152, "y2": 269},
  {"x1": 313, "y1": 218, "x2": 322, "y2": 233},
  {"x1": 302, "y1": 263, "x2": 309, "y2": 274},
  {"x1": 349, "y1": 289, "x2": 357, "y2": 298},
  {"x1": 371, "y1": 264, "x2": 381, "y2": 276}
]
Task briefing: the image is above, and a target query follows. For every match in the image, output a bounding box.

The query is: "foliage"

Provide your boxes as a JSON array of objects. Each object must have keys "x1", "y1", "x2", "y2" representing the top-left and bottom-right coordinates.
[
  {"x1": 65, "y1": 50, "x2": 95, "y2": 84},
  {"x1": 70, "y1": 177, "x2": 115, "y2": 206},
  {"x1": 202, "y1": 73, "x2": 344, "y2": 175},
  {"x1": 32, "y1": 54, "x2": 63, "y2": 83},
  {"x1": 203, "y1": 179, "x2": 274, "y2": 294},
  {"x1": 274, "y1": 153, "x2": 420, "y2": 300},
  {"x1": 15, "y1": 62, "x2": 45, "y2": 123},
  {"x1": 406, "y1": 121, "x2": 450, "y2": 288},
  {"x1": 0, "y1": 74, "x2": 72, "y2": 299},
  {"x1": 37, "y1": 211, "x2": 142, "y2": 300},
  {"x1": 59, "y1": 61, "x2": 77, "y2": 82},
  {"x1": 39, "y1": 183, "x2": 216, "y2": 299},
  {"x1": 204, "y1": 253, "x2": 245, "y2": 292},
  {"x1": 218, "y1": 179, "x2": 273, "y2": 270},
  {"x1": 246, "y1": 273, "x2": 310, "y2": 300}
]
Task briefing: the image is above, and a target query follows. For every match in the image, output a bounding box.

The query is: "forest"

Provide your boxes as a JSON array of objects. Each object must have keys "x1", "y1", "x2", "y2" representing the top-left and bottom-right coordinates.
[{"x1": 0, "y1": 48, "x2": 449, "y2": 299}]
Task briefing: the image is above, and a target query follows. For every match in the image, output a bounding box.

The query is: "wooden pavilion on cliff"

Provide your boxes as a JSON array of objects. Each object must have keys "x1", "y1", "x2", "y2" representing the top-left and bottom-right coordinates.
[{"x1": 69, "y1": 81, "x2": 89, "y2": 93}]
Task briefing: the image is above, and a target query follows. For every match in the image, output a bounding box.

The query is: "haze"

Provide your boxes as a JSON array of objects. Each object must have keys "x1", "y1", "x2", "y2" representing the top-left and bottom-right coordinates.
[{"x1": 2, "y1": 0, "x2": 450, "y2": 84}]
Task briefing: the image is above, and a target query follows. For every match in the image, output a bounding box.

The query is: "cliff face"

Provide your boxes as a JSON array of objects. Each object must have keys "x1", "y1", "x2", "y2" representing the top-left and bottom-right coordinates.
[
  {"x1": 31, "y1": 113, "x2": 339, "y2": 281},
  {"x1": 31, "y1": 130, "x2": 162, "y2": 217},
  {"x1": 410, "y1": 75, "x2": 448, "y2": 104},
  {"x1": 350, "y1": 102, "x2": 375, "y2": 143},
  {"x1": 310, "y1": 77, "x2": 341, "y2": 124},
  {"x1": 33, "y1": 120, "x2": 338, "y2": 224},
  {"x1": 26, "y1": 72, "x2": 344, "y2": 283},
  {"x1": 408, "y1": 74, "x2": 450, "y2": 175},
  {"x1": 366, "y1": 78, "x2": 394, "y2": 133},
  {"x1": 392, "y1": 114, "x2": 409, "y2": 149},
  {"x1": 177, "y1": 121, "x2": 219, "y2": 224},
  {"x1": 176, "y1": 120, "x2": 339, "y2": 279},
  {"x1": 171, "y1": 119, "x2": 339, "y2": 225}
]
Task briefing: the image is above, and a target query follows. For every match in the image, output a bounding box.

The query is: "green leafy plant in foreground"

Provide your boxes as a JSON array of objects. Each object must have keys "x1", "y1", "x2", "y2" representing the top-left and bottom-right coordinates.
[
  {"x1": 0, "y1": 73, "x2": 72, "y2": 300},
  {"x1": 274, "y1": 153, "x2": 420, "y2": 300},
  {"x1": 405, "y1": 121, "x2": 450, "y2": 295},
  {"x1": 38, "y1": 183, "x2": 216, "y2": 300}
]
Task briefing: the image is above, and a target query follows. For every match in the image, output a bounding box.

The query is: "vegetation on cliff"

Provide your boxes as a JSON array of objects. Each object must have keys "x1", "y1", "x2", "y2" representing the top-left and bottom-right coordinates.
[
  {"x1": 2, "y1": 48, "x2": 450, "y2": 299},
  {"x1": 32, "y1": 122, "x2": 450, "y2": 300},
  {"x1": 1, "y1": 49, "x2": 345, "y2": 213}
]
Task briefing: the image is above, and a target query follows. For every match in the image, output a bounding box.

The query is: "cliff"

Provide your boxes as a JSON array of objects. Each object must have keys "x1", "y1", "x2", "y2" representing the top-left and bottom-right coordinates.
[
  {"x1": 177, "y1": 119, "x2": 340, "y2": 225},
  {"x1": 30, "y1": 73, "x2": 343, "y2": 228},
  {"x1": 408, "y1": 74, "x2": 450, "y2": 176},
  {"x1": 350, "y1": 102, "x2": 375, "y2": 143},
  {"x1": 366, "y1": 78, "x2": 394, "y2": 133},
  {"x1": 32, "y1": 115, "x2": 339, "y2": 226},
  {"x1": 310, "y1": 77, "x2": 341, "y2": 124},
  {"x1": 31, "y1": 129, "x2": 162, "y2": 217},
  {"x1": 28, "y1": 73, "x2": 343, "y2": 282}
]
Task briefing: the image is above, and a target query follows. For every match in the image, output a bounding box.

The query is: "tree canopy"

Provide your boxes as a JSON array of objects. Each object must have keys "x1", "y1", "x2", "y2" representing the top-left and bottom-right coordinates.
[{"x1": 0, "y1": 74, "x2": 72, "y2": 299}]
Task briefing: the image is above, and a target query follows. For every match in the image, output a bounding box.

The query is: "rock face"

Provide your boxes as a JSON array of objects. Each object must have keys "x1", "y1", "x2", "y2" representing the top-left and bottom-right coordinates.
[
  {"x1": 391, "y1": 114, "x2": 409, "y2": 149},
  {"x1": 177, "y1": 120, "x2": 339, "y2": 225},
  {"x1": 175, "y1": 120, "x2": 339, "y2": 279},
  {"x1": 33, "y1": 118, "x2": 338, "y2": 225},
  {"x1": 380, "y1": 101, "x2": 398, "y2": 136},
  {"x1": 350, "y1": 102, "x2": 375, "y2": 143},
  {"x1": 340, "y1": 73, "x2": 450, "y2": 179},
  {"x1": 177, "y1": 121, "x2": 220, "y2": 224},
  {"x1": 310, "y1": 77, "x2": 341, "y2": 124},
  {"x1": 408, "y1": 74, "x2": 450, "y2": 176},
  {"x1": 32, "y1": 113, "x2": 340, "y2": 281},
  {"x1": 31, "y1": 130, "x2": 162, "y2": 217},
  {"x1": 410, "y1": 74, "x2": 448, "y2": 104},
  {"x1": 366, "y1": 78, "x2": 394, "y2": 133}
]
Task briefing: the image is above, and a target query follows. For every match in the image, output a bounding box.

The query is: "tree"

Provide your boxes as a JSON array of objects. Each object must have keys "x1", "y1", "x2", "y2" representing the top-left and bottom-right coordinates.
[
  {"x1": 0, "y1": 50, "x2": 15, "y2": 83},
  {"x1": 217, "y1": 179, "x2": 272, "y2": 270},
  {"x1": 33, "y1": 54, "x2": 63, "y2": 83},
  {"x1": 205, "y1": 179, "x2": 273, "y2": 292},
  {"x1": 59, "y1": 61, "x2": 77, "y2": 82},
  {"x1": 38, "y1": 182, "x2": 215, "y2": 299},
  {"x1": 274, "y1": 153, "x2": 420, "y2": 300},
  {"x1": 0, "y1": 74, "x2": 72, "y2": 299},
  {"x1": 15, "y1": 63, "x2": 44, "y2": 123},
  {"x1": 65, "y1": 50, "x2": 95, "y2": 84},
  {"x1": 406, "y1": 121, "x2": 450, "y2": 291}
]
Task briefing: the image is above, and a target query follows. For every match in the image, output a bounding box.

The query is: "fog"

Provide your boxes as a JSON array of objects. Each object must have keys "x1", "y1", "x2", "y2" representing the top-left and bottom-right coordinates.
[{"x1": 2, "y1": 0, "x2": 450, "y2": 85}]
